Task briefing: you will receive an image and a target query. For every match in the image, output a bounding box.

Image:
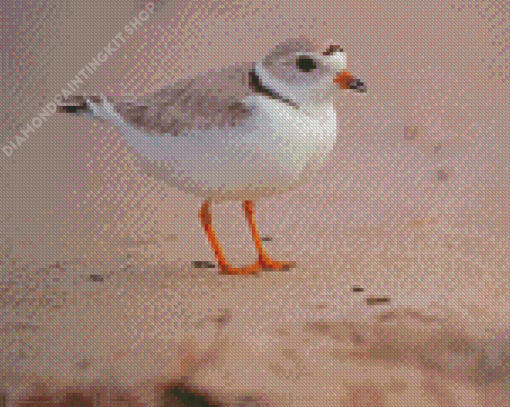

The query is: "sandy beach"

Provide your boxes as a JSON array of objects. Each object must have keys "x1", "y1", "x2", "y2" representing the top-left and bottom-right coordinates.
[{"x1": 1, "y1": 0, "x2": 509, "y2": 405}]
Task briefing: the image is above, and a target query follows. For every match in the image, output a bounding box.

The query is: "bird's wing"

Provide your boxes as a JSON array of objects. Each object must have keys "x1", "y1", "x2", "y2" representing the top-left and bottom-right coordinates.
[{"x1": 110, "y1": 62, "x2": 257, "y2": 136}]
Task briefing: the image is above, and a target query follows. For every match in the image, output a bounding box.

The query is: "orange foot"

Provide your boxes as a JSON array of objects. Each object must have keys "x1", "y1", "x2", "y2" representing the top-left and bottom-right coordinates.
[
  {"x1": 219, "y1": 262, "x2": 263, "y2": 276},
  {"x1": 259, "y1": 257, "x2": 296, "y2": 272},
  {"x1": 220, "y1": 258, "x2": 296, "y2": 276}
]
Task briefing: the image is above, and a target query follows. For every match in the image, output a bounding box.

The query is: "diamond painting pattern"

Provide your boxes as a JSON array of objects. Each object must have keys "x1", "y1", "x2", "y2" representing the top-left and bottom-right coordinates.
[{"x1": 0, "y1": 1, "x2": 509, "y2": 406}]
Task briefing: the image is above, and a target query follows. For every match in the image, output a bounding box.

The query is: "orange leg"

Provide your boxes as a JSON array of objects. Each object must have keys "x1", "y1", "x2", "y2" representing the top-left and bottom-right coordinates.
[{"x1": 199, "y1": 200, "x2": 295, "y2": 275}]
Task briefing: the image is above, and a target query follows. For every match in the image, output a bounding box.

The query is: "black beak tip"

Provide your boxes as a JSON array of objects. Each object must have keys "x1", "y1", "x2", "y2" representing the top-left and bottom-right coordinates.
[{"x1": 350, "y1": 79, "x2": 367, "y2": 93}]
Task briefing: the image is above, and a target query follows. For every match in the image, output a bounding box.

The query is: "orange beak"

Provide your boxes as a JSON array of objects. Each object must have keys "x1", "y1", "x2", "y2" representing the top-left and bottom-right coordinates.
[{"x1": 334, "y1": 71, "x2": 367, "y2": 92}]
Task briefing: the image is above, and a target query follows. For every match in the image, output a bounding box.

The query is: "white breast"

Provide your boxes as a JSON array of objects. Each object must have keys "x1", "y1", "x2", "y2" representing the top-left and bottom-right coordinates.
[{"x1": 244, "y1": 94, "x2": 337, "y2": 182}]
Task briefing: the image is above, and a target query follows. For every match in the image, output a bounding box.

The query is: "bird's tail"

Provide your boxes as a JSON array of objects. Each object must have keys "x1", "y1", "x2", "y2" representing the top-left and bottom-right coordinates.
[{"x1": 57, "y1": 95, "x2": 103, "y2": 117}]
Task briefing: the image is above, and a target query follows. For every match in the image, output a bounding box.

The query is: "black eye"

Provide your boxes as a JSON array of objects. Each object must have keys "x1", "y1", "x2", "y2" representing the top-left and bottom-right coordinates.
[{"x1": 296, "y1": 56, "x2": 317, "y2": 72}]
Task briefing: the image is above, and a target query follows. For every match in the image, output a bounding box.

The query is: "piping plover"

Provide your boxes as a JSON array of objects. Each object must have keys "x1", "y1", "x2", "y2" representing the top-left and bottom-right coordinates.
[{"x1": 57, "y1": 36, "x2": 366, "y2": 275}]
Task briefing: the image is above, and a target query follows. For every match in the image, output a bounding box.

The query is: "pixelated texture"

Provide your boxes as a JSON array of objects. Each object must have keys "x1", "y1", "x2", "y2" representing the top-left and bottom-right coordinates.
[{"x1": 0, "y1": 0, "x2": 509, "y2": 406}]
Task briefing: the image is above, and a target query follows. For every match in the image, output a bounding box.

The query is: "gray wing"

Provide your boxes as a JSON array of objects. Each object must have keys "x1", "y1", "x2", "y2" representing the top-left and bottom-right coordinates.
[{"x1": 111, "y1": 62, "x2": 257, "y2": 136}]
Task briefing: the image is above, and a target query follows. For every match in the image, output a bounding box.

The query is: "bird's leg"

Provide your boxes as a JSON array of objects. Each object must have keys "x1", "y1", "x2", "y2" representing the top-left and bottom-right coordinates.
[
  {"x1": 242, "y1": 200, "x2": 295, "y2": 271},
  {"x1": 199, "y1": 200, "x2": 262, "y2": 275},
  {"x1": 198, "y1": 200, "x2": 295, "y2": 275}
]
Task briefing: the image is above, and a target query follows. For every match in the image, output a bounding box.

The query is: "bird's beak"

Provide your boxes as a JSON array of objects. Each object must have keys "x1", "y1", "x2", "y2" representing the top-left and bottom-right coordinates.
[{"x1": 334, "y1": 71, "x2": 367, "y2": 93}]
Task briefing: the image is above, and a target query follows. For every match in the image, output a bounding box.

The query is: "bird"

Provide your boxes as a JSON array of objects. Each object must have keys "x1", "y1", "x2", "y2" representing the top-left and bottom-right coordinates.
[{"x1": 57, "y1": 36, "x2": 367, "y2": 275}]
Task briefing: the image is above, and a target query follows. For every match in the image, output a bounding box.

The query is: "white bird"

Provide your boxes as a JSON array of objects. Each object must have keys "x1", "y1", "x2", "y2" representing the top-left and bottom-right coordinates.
[{"x1": 57, "y1": 36, "x2": 367, "y2": 275}]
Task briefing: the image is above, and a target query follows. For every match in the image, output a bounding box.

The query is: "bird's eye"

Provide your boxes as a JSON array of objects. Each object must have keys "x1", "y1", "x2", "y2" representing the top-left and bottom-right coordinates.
[{"x1": 296, "y1": 56, "x2": 317, "y2": 72}]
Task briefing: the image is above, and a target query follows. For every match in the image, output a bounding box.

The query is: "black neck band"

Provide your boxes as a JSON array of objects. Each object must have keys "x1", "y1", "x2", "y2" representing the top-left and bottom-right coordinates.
[{"x1": 248, "y1": 69, "x2": 298, "y2": 109}]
